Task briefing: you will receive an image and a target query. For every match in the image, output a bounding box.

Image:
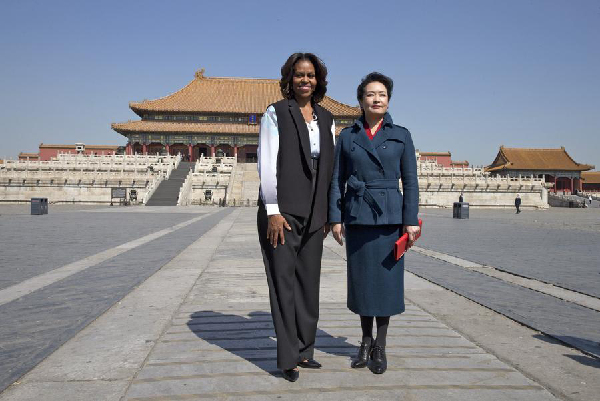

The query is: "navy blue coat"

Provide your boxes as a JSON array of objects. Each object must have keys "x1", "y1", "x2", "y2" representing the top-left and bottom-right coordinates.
[{"x1": 328, "y1": 113, "x2": 419, "y2": 226}]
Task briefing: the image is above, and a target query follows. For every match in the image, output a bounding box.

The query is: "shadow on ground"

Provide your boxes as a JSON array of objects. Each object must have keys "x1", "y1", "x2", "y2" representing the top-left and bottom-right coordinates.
[
  {"x1": 187, "y1": 310, "x2": 356, "y2": 376},
  {"x1": 533, "y1": 334, "x2": 600, "y2": 363}
]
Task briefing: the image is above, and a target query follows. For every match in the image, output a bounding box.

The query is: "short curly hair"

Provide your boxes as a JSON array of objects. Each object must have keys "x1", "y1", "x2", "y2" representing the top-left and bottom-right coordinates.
[
  {"x1": 356, "y1": 72, "x2": 393, "y2": 104},
  {"x1": 280, "y1": 53, "x2": 328, "y2": 103}
]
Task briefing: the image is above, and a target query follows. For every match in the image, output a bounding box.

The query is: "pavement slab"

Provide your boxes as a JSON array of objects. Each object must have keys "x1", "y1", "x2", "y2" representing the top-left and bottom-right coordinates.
[
  {"x1": 404, "y1": 252, "x2": 600, "y2": 358},
  {"x1": 117, "y1": 209, "x2": 558, "y2": 401},
  {"x1": 416, "y1": 208, "x2": 600, "y2": 298},
  {"x1": 0, "y1": 207, "x2": 232, "y2": 394},
  {"x1": 3, "y1": 207, "x2": 598, "y2": 400}
]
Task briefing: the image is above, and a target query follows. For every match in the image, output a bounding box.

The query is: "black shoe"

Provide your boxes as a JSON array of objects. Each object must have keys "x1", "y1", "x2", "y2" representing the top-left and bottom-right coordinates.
[
  {"x1": 282, "y1": 368, "x2": 299, "y2": 382},
  {"x1": 351, "y1": 338, "x2": 373, "y2": 368},
  {"x1": 369, "y1": 344, "x2": 387, "y2": 374},
  {"x1": 297, "y1": 358, "x2": 322, "y2": 369}
]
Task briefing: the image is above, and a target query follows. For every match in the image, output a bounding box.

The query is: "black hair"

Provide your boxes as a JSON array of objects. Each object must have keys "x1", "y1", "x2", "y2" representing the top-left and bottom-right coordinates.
[
  {"x1": 356, "y1": 72, "x2": 393, "y2": 104},
  {"x1": 280, "y1": 52, "x2": 328, "y2": 103}
]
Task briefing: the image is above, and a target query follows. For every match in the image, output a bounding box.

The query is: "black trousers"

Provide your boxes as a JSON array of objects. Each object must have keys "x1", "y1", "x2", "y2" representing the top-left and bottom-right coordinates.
[{"x1": 257, "y1": 208, "x2": 324, "y2": 370}]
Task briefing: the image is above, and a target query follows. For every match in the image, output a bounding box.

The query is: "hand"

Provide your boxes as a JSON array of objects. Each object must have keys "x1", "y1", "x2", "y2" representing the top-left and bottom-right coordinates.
[
  {"x1": 331, "y1": 223, "x2": 345, "y2": 246},
  {"x1": 267, "y1": 214, "x2": 291, "y2": 248},
  {"x1": 403, "y1": 225, "x2": 421, "y2": 248},
  {"x1": 323, "y1": 223, "x2": 331, "y2": 238}
]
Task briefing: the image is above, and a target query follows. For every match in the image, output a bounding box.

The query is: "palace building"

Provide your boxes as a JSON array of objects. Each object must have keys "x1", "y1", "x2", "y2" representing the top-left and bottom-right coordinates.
[
  {"x1": 18, "y1": 144, "x2": 121, "y2": 161},
  {"x1": 485, "y1": 146, "x2": 594, "y2": 193},
  {"x1": 417, "y1": 151, "x2": 469, "y2": 168},
  {"x1": 112, "y1": 69, "x2": 361, "y2": 162},
  {"x1": 581, "y1": 171, "x2": 600, "y2": 193}
]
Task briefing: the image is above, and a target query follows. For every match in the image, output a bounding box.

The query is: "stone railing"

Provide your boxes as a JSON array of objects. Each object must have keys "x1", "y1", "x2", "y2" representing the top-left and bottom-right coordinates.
[
  {"x1": 3, "y1": 155, "x2": 179, "y2": 177},
  {"x1": 177, "y1": 169, "x2": 194, "y2": 206},
  {"x1": 415, "y1": 160, "x2": 548, "y2": 208},
  {"x1": 0, "y1": 153, "x2": 177, "y2": 204},
  {"x1": 142, "y1": 177, "x2": 164, "y2": 204},
  {"x1": 182, "y1": 171, "x2": 233, "y2": 205}
]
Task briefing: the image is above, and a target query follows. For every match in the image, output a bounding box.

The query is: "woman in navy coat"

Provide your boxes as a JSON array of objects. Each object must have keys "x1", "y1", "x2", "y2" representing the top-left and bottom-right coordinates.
[{"x1": 329, "y1": 72, "x2": 420, "y2": 374}]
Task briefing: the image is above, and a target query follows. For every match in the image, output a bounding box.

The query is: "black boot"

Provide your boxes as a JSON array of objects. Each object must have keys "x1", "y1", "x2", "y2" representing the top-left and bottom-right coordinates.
[
  {"x1": 282, "y1": 368, "x2": 299, "y2": 382},
  {"x1": 351, "y1": 337, "x2": 373, "y2": 368},
  {"x1": 369, "y1": 344, "x2": 387, "y2": 374}
]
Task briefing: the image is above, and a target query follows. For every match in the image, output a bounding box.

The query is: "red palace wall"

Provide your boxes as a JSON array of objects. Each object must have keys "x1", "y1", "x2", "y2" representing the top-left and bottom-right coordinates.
[
  {"x1": 420, "y1": 155, "x2": 452, "y2": 167},
  {"x1": 39, "y1": 147, "x2": 118, "y2": 161}
]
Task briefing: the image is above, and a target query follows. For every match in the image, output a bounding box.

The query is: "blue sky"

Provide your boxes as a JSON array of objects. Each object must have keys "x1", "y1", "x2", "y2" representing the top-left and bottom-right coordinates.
[{"x1": 1, "y1": 0, "x2": 599, "y2": 168}]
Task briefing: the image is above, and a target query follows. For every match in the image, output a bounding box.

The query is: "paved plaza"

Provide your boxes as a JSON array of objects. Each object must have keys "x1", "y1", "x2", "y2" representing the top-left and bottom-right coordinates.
[{"x1": 0, "y1": 205, "x2": 599, "y2": 400}]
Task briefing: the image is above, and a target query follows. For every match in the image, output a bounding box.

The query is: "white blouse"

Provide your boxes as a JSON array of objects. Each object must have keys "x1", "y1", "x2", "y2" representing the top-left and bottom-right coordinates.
[{"x1": 258, "y1": 105, "x2": 336, "y2": 215}]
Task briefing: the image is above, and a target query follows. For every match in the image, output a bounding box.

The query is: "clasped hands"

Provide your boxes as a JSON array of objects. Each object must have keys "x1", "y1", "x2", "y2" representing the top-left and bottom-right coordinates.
[{"x1": 267, "y1": 214, "x2": 331, "y2": 248}]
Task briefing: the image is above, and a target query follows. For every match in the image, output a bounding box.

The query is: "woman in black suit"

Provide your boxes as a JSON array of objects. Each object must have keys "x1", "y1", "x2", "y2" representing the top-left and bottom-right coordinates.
[
  {"x1": 329, "y1": 72, "x2": 420, "y2": 374},
  {"x1": 257, "y1": 53, "x2": 336, "y2": 382}
]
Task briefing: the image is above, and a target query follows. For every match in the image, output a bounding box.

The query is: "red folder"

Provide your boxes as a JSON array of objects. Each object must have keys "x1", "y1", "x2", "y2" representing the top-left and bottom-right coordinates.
[{"x1": 394, "y1": 219, "x2": 423, "y2": 260}]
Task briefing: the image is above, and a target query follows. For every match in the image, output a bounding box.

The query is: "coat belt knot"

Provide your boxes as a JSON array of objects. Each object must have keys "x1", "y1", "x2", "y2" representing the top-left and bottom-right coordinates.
[{"x1": 346, "y1": 176, "x2": 399, "y2": 217}]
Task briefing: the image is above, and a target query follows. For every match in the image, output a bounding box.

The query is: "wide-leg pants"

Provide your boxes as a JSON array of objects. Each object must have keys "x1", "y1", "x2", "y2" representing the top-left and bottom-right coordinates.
[{"x1": 257, "y1": 208, "x2": 324, "y2": 370}]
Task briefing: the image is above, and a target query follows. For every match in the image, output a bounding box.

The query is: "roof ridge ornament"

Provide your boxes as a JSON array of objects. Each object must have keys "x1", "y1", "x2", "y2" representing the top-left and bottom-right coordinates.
[{"x1": 195, "y1": 68, "x2": 206, "y2": 79}]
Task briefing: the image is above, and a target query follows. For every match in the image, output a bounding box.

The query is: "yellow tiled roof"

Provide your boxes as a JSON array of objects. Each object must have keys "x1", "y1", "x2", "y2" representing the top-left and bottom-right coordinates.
[
  {"x1": 486, "y1": 146, "x2": 594, "y2": 172},
  {"x1": 581, "y1": 171, "x2": 600, "y2": 184},
  {"x1": 128, "y1": 73, "x2": 361, "y2": 117},
  {"x1": 111, "y1": 120, "x2": 345, "y2": 136}
]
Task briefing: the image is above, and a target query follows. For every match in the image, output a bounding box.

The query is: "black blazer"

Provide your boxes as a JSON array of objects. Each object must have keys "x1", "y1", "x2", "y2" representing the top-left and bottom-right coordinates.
[{"x1": 269, "y1": 98, "x2": 335, "y2": 232}]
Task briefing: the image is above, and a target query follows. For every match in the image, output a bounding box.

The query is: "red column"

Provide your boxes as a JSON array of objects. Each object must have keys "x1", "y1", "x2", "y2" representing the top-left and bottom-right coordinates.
[
  {"x1": 165, "y1": 144, "x2": 170, "y2": 155},
  {"x1": 234, "y1": 145, "x2": 238, "y2": 157},
  {"x1": 188, "y1": 144, "x2": 193, "y2": 161},
  {"x1": 126, "y1": 143, "x2": 132, "y2": 155},
  {"x1": 570, "y1": 178, "x2": 574, "y2": 193},
  {"x1": 211, "y1": 146, "x2": 215, "y2": 157},
  {"x1": 142, "y1": 143, "x2": 148, "y2": 155}
]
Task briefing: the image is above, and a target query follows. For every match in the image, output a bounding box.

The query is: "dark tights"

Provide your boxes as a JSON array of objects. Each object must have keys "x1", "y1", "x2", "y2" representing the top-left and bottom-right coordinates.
[{"x1": 360, "y1": 315, "x2": 390, "y2": 347}]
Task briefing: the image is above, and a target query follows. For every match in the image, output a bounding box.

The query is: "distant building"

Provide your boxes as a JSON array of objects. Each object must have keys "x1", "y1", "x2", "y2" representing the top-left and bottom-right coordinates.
[
  {"x1": 581, "y1": 171, "x2": 600, "y2": 193},
  {"x1": 111, "y1": 69, "x2": 361, "y2": 162},
  {"x1": 417, "y1": 151, "x2": 469, "y2": 168},
  {"x1": 485, "y1": 146, "x2": 594, "y2": 193},
  {"x1": 450, "y1": 160, "x2": 469, "y2": 168},
  {"x1": 18, "y1": 152, "x2": 40, "y2": 161},
  {"x1": 18, "y1": 144, "x2": 121, "y2": 161}
]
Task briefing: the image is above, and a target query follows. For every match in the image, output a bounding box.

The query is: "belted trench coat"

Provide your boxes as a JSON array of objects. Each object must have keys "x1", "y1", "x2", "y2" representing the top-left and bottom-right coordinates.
[
  {"x1": 328, "y1": 113, "x2": 419, "y2": 226},
  {"x1": 328, "y1": 113, "x2": 419, "y2": 316}
]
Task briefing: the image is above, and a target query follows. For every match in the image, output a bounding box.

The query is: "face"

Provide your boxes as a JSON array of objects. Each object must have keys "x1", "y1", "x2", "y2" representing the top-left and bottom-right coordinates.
[
  {"x1": 292, "y1": 59, "x2": 317, "y2": 100},
  {"x1": 360, "y1": 81, "x2": 389, "y2": 117}
]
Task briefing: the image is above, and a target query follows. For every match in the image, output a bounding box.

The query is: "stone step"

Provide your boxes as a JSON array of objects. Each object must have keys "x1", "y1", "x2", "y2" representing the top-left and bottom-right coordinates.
[{"x1": 146, "y1": 162, "x2": 194, "y2": 206}]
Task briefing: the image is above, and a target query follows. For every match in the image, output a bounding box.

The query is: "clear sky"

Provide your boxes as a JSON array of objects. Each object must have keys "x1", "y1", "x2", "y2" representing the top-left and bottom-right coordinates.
[{"x1": 1, "y1": 0, "x2": 599, "y2": 168}]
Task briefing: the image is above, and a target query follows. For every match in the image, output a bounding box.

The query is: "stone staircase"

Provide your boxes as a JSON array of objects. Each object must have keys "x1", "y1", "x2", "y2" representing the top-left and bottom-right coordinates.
[
  {"x1": 227, "y1": 163, "x2": 259, "y2": 206},
  {"x1": 146, "y1": 162, "x2": 194, "y2": 206}
]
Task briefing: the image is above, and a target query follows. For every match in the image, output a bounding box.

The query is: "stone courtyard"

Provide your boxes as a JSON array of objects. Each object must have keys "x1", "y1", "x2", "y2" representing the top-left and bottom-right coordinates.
[{"x1": 0, "y1": 205, "x2": 598, "y2": 400}]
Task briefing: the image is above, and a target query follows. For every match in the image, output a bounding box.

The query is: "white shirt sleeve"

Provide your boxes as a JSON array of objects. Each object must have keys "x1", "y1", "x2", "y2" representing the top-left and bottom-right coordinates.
[
  {"x1": 331, "y1": 120, "x2": 336, "y2": 145},
  {"x1": 257, "y1": 106, "x2": 280, "y2": 215}
]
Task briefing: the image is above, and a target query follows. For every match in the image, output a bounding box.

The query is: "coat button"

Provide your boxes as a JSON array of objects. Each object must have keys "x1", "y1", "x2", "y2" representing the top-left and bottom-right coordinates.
[
  {"x1": 351, "y1": 147, "x2": 355, "y2": 151},
  {"x1": 380, "y1": 192, "x2": 385, "y2": 196},
  {"x1": 382, "y1": 145, "x2": 387, "y2": 149}
]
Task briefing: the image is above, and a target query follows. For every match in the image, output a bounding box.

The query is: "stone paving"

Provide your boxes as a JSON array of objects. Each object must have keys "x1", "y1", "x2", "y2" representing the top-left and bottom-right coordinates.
[
  {"x1": 0, "y1": 205, "x2": 214, "y2": 289},
  {"x1": 0, "y1": 206, "x2": 232, "y2": 393},
  {"x1": 1, "y1": 206, "x2": 598, "y2": 400},
  {"x1": 416, "y1": 208, "x2": 600, "y2": 297},
  {"x1": 405, "y1": 252, "x2": 600, "y2": 358}
]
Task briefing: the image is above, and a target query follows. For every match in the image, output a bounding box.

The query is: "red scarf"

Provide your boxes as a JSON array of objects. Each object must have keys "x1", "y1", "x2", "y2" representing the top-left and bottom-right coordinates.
[{"x1": 363, "y1": 120, "x2": 383, "y2": 140}]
